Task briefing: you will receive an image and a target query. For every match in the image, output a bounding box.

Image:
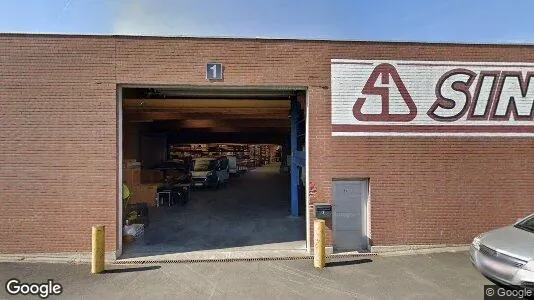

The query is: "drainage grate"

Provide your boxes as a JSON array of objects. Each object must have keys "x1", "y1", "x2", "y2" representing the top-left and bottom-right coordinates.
[{"x1": 113, "y1": 253, "x2": 377, "y2": 264}]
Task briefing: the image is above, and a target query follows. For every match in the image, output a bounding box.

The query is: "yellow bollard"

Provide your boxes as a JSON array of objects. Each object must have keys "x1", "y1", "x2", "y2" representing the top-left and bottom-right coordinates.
[
  {"x1": 314, "y1": 219, "x2": 326, "y2": 269},
  {"x1": 91, "y1": 225, "x2": 105, "y2": 274}
]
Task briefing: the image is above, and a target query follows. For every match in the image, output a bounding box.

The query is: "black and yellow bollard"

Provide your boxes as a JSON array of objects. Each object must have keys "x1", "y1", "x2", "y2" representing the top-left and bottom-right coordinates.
[
  {"x1": 91, "y1": 225, "x2": 105, "y2": 274},
  {"x1": 313, "y1": 219, "x2": 326, "y2": 269}
]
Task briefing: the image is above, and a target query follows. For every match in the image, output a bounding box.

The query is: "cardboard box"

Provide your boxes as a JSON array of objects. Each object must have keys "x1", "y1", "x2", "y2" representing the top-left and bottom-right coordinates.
[
  {"x1": 129, "y1": 184, "x2": 159, "y2": 206},
  {"x1": 141, "y1": 169, "x2": 164, "y2": 184},
  {"x1": 124, "y1": 167, "x2": 141, "y2": 187}
]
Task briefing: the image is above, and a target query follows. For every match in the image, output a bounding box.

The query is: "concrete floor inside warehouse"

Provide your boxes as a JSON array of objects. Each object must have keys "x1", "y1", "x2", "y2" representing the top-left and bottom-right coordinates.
[{"x1": 120, "y1": 163, "x2": 307, "y2": 260}]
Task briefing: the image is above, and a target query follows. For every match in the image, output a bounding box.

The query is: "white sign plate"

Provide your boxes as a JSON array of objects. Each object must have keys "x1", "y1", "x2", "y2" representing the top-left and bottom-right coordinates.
[
  {"x1": 206, "y1": 63, "x2": 223, "y2": 80},
  {"x1": 331, "y1": 59, "x2": 534, "y2": 136}
]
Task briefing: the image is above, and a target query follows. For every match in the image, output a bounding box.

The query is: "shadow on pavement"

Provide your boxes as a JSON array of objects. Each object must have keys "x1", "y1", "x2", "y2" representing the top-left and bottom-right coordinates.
[
  {"x1": 104, "y1": 266, "x2": 161, "y2": 273},
  {"x1": 326, "y1": 259, "x2": 373, "y2": 267}
]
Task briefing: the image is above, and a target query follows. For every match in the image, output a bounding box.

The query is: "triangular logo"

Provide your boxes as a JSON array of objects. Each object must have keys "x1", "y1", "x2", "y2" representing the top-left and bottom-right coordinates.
[{"x1": 353, "y1": 63, "x2": 417, "y2": 122}]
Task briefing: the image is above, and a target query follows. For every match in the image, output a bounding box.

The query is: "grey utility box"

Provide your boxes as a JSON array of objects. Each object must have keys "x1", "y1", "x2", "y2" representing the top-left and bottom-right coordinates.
[{"x1": 314, "y1": 203, "x2": 332, "y2": 220}]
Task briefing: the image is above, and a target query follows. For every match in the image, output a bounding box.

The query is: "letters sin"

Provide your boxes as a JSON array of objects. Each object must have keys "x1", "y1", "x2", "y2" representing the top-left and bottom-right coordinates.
[{"x1": 331, "y1": 59, "x2": 534, "y2": 136}]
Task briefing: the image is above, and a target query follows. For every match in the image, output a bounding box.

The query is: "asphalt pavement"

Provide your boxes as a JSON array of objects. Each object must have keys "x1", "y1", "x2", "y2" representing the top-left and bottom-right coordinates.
[{"x1": 0, "y1": 251, "x2": 495, "y2": 300}]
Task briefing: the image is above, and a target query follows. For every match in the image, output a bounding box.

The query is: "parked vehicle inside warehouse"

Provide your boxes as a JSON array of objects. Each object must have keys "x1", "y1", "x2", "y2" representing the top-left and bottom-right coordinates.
[
  {"x1": 227, "y1": 155, "x2": 238, "y2": 176},
  {"x1": 191, "y1": 156, "x2": 229, "y2": 189}
]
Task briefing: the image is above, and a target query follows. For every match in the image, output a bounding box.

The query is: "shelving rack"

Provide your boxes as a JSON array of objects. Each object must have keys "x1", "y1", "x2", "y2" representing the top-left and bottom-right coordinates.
[{"x1": 169, "y1": 143, "x2": 278, "y2": 168}]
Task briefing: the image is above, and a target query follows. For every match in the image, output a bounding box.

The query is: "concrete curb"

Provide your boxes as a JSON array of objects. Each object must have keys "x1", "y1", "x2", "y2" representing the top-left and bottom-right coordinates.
[
  {"x1": 373, "y1": 245, "x2": 471, "y2": 257},
  {"x1": 0, "y1": 252, "x2": 113, "y2": 264},
  {"x1": 0, "y1": 245, "x2": 471, "y2": 264}
]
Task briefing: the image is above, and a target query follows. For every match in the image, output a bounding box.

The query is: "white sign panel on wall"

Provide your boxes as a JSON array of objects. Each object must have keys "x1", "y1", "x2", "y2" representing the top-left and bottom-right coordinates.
[{"x1": 331, "y1": 59, "x2": 534, "y2": 136}]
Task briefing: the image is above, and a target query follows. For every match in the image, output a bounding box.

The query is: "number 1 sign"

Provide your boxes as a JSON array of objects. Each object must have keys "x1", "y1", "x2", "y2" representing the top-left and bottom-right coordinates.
[{"x1": 206, "y1": 63, "x2": 223, "y2": 80}]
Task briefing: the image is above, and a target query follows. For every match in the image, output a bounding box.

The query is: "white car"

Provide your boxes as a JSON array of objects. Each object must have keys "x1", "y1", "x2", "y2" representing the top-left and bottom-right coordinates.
[{"x1": 470, "y1": 213, "x2": 534, "y2": 288}]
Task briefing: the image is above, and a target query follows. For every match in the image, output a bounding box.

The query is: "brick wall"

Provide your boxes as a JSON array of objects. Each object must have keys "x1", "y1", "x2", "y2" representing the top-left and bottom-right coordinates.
[
  {"x1": 1, "y1": 34, "x2": 533, "y2": 254},
  {"x1": 0, "y1": 35, "x2": 118, "y2": 253}
]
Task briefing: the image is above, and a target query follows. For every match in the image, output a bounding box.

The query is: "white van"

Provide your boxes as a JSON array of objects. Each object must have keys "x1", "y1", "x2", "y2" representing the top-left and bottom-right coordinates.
[
  {"x1": 227, "y1": 156, "x2": 238, "y2": 176},
  {"x1": 191, "y1": 156, "x2": 230, "y2": 188}
]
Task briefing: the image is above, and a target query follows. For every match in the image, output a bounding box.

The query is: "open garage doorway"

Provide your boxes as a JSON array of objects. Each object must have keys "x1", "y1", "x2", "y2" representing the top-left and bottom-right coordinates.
[{"x1": 118, "y1": 86, "x2": 308, "y2": 259}]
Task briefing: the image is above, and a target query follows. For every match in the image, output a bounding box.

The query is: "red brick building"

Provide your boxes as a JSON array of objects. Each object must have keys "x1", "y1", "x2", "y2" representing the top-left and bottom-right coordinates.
[{"x1": 0, "y1": 33, "x2": 532, "y2": 258}]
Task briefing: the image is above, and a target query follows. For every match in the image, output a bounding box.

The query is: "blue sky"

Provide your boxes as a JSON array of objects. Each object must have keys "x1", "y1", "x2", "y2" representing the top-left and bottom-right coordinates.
[{"x1": 0, "y1": 0, "x2": 533, "y2": 43}]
